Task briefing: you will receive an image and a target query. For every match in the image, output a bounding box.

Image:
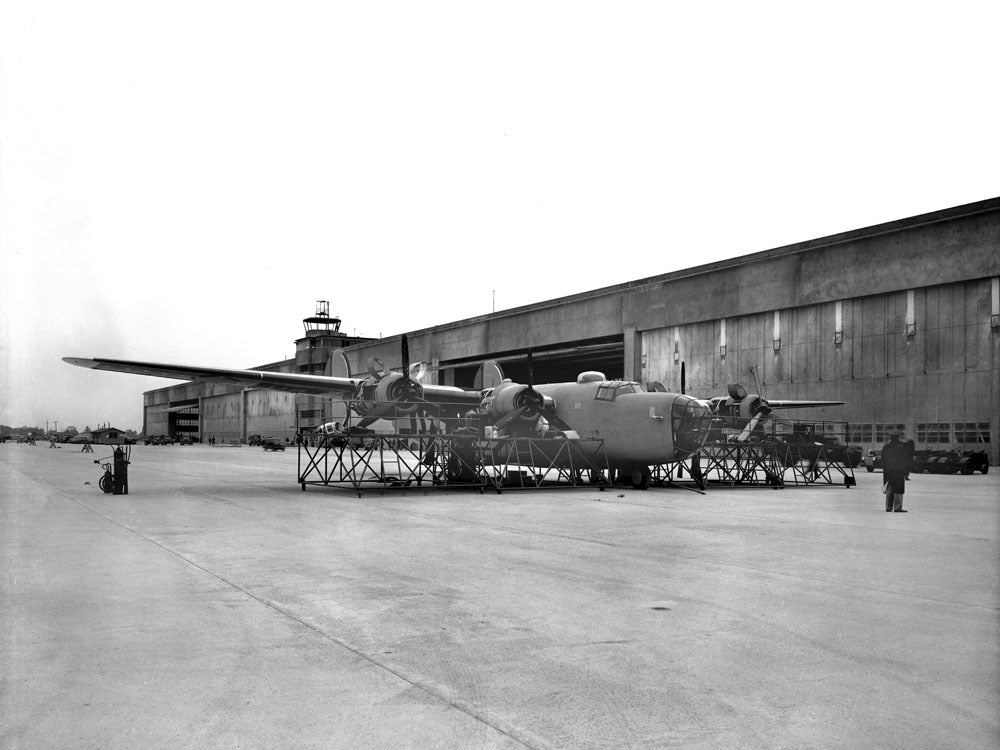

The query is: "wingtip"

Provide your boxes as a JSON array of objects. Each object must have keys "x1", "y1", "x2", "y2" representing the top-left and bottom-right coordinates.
[{"x1": 63, "y1": 357, "x2": 97, "y2": 368}]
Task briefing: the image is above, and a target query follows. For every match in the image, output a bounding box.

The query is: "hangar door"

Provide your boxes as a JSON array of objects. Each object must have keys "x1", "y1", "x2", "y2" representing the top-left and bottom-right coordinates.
[{"x1": 444, "y1": 335, "x2": 624, "y2": 389}]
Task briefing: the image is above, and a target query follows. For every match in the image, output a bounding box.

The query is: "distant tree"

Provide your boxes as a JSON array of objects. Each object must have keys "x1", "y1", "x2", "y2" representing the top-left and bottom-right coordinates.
[
  {"x1": 65, "y1": 426, "x2": 79, "y2": 436},
  {"x1": 84, "y1": 425, "x2": 92, "y2": 433}
]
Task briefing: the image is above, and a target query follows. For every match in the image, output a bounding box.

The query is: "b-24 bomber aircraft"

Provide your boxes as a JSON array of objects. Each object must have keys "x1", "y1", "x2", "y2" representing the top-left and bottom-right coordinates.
[{"x1": 64, "y1": 337, "x2": 713, "y2": 489}]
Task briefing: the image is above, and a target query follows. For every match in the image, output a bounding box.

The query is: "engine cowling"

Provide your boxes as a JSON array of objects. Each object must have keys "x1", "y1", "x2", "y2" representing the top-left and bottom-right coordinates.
[
  {"x1": 739, "y1": 395, "x2": 765, "y2": 420},
  {"x1": 483, "y1": 380, "x2": 546, "y2": 424},
  {"x1": 353, "y1": 373, "x2": 422, "y2": 418}
]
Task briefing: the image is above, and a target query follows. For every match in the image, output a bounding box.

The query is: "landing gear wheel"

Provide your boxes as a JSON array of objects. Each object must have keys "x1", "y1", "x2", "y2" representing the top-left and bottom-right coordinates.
[{"x1": 629, "y1": 467, "x2": 652, "y2": 490}]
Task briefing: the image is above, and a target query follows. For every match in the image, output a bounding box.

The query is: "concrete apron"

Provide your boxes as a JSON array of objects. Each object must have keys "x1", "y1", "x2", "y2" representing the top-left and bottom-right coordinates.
[{"x1": 2, "y1": 444, "x2": 997, "y2": 749}]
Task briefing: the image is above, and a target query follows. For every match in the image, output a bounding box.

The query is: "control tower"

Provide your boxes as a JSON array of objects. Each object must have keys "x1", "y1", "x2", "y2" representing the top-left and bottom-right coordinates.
[
  {"x1": 292, "y1": 301, "x2": 376, "y2": 435},
  {"x1": 294, "y1": 300, "x2": 372, "y2": 375}
]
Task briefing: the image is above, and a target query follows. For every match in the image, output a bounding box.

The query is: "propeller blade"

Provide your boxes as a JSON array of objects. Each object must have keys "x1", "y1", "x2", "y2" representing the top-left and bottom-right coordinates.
[
  {"x1": 494, "y1": 406, "x2": 526, "y2": 430},
  {"x1": 401, "y1": 334, "x2": 410, "y2": 379},
  {"x1": 681, "y1": 361, "x2": 686, "y2": 395},
  {"x1": 750, "y1": 365, "x2": 764, "y2": 400},
  {"x1": 527, "y1": 350, "x2": 534, "y2": 388}
]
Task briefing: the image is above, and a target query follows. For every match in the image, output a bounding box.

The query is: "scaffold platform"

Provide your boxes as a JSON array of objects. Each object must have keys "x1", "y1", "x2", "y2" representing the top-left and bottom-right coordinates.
[
  {"x1": 298, "y1": 433, "x2": 611, "y2": 496},
  {"x1": 650, "y1": 441, "x2": 857, "y2": 490}
]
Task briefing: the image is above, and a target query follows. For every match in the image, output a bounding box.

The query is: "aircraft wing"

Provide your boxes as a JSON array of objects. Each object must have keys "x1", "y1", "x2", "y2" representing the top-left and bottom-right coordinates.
[
  {"x1": 63, "y1": 356, "x2": 481, "y2": 405},
  {"x1": 763, "y1": 399, "x2": 844, "y2": 410},
  {"x1": 63, "y1": 357, "x2": 360, "y2": 396}
]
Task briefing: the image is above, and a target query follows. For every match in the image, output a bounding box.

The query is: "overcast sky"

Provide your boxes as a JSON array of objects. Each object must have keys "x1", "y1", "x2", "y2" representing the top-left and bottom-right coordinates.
[{"x1": 2, "y1": 1, "x2": 998, "y2": 432}]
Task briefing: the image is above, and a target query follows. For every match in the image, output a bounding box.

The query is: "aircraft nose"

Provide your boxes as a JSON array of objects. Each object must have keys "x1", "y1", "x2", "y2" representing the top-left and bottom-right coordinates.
[{"x1": 671, "y1": 395, "x2": 712, "y2": 460}]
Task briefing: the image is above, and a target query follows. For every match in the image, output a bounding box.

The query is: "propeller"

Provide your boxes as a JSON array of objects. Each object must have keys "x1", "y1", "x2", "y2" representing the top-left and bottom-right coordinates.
[
  {"x1": 389, "y1": 334, "x2": 424, "y2": 406},
  {"x1": 680, "y1": 361, "x2": 686, "y2": 395},
  {"x1": 492, "y1": 350, "x2": 545, "y2": 430}
]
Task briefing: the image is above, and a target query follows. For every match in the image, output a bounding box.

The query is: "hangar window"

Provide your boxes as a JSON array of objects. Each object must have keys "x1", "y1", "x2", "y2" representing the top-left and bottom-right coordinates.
[
  {"x1": 875, "y1": 424, "x2": 906, "y2": 443},
  {"x1": 917, "y1": 423, "x2": 950, "y2": 444},
  {"x1": 848, "y1": 423, "x2": 872, "y2": 443},
  {"x1": 955, "y1": 422, "x2": 990, "y2": 444}
]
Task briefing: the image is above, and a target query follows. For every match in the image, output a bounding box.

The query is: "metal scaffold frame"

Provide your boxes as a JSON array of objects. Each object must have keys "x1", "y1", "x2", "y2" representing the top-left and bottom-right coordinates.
[
  {"x1": 295, "y1": 403, "x2": 858, "y2": 494},
  {"x1": 780, "y1": 443, "x2": 858, "y2": 487},
  {"x1": 298, "y1": 434, "x2": 611, "y2": 496},
  {"x1": 296, "y1": 402, "x2": 611, "y2": 496},
  {"x1": 477, "y1": 437, "x2": 610, "y2": 493},
  {"x1": 694, "y1": 443, "x2": 789, "y2": 488},
  {"x1": 298, "y1": 433, "x2": 481, "y2": 494}
]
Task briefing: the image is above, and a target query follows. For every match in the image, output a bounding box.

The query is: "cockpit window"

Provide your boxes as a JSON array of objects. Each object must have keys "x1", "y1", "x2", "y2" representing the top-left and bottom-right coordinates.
[{"x1": 595, "y1": 382, "x2": 640, "y2": 401}]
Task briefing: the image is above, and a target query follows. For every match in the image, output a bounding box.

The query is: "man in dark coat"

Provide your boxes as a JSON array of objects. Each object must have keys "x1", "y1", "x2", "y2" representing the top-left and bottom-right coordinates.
[{"x1": 881, "y1": 429, "x2": 910, "y2": 512}]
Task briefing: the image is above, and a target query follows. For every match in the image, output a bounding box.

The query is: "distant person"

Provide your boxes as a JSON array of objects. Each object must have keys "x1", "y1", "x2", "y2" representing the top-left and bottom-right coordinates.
[{"x1": 881, "y1": 429, "x2": 910, "y2": 512}]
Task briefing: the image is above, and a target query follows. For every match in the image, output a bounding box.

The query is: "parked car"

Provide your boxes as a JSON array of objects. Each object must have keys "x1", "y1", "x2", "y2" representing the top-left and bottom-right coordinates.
[
  {"x1": 145, "y1": 435, "x2": 174, "y2": 445},
  {"x1": 864, "y1": 449, "x2": 881, "y2": 472},
  {"x1": 261, "y1": 437, "x2": 286, "y2": 451},
  {"x1": 177, "y1": 435, "x2": 196, "y2": 445},
  {"x1": 248, "y1": 434, "x2": 264, "y2": 446},
  {"x1": 919, "y1": 450, "x2": 990, "y2": 475}
]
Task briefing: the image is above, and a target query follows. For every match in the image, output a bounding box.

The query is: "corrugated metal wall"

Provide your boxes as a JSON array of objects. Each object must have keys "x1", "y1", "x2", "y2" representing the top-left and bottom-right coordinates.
[{"x1": 642, "y1": 279, "x2": 997, "y2": 454}]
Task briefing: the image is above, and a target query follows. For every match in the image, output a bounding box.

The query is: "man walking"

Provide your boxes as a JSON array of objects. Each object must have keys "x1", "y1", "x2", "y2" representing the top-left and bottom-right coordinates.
[{"x1": 881, "y1": 429, "x2": 910, "y2": 512}]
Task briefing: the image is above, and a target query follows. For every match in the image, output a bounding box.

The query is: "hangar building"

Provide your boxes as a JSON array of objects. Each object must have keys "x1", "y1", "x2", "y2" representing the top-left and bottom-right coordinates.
[{"x1": 142, "y1": 198, "x2": 1000, "y2": 462}]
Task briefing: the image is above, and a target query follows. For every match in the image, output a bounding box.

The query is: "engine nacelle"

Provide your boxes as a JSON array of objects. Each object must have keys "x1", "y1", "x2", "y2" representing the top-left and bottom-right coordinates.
[
  {"x1": 739, "y1": 395, "x2": 765, "y2": 420},
  {"x1": 353, "y1": 373, "x2": 422, "y2": 418},
  {"x1": 483, "y1": 380, "x2": 547, "y2": 423}
]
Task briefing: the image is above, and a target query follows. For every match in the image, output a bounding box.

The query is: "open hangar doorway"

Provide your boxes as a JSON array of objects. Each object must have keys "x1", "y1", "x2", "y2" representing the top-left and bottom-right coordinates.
[{"x1": 443, "y1": 335, "x2": 624, "y2": 389}]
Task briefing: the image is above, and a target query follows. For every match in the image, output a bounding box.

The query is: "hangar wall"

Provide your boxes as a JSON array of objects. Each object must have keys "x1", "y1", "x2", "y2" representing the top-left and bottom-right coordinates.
[
  {"x1": 141, "y1": 198, "x2": 999, "y2": 460},
  {"x1": 643, "y1": 278, "x2": 997, "y2": 452},
  {"x1": 339, "y1": 198, "x2": 999, "y2": 460},
  {"x1": 198, "y1": 391, "x2": 299, "y2": 444}
]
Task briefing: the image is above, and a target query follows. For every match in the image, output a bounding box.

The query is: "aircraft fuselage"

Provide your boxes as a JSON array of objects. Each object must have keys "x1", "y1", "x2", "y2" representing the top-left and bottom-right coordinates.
[{"x1": 535, "y1": 380, "x2": 710, "y2": 470}]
